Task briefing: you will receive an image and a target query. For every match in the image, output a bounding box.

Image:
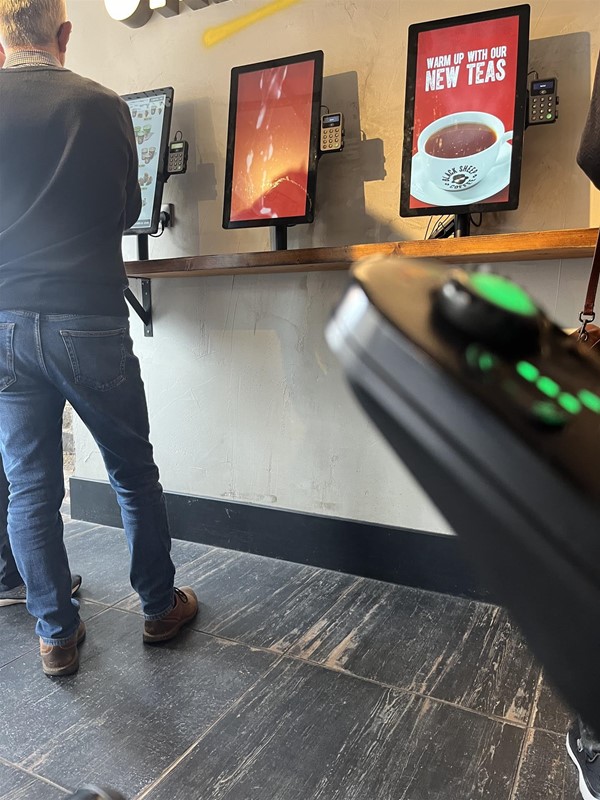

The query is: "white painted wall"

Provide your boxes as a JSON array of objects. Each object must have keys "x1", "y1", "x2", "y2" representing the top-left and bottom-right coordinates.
[{"x1": 69, "y1": 0, "x2": 599, "y2": 534}]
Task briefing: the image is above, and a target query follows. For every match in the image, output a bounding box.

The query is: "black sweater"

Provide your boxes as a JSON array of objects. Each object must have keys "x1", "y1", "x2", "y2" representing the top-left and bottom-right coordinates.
[
  {"x1": 578, "y1": 55, "x2": 600, "y2": 190},
  {"x1": 0, "y1": 66, "x2": 141, "y2": 315}
]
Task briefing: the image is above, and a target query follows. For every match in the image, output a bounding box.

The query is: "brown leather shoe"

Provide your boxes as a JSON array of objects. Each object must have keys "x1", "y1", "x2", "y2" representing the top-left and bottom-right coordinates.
[
  {"x1": 40, "y1": 621, "x2": 86, "y2": 677},
  {"x1": 143, "y1": 587, "x2": 198, "y2": 644}
]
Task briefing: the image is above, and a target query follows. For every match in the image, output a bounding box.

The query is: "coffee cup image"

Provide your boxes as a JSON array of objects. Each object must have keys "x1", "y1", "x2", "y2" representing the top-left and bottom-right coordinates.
[{"x1": 416, "y1": 112, "x2": 513, "y2": 192}]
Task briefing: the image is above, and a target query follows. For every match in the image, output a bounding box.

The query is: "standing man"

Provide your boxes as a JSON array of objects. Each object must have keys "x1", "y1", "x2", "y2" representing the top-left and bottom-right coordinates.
[{"x1": 0, "y1": 0, "x2": 197, "y2": 677}]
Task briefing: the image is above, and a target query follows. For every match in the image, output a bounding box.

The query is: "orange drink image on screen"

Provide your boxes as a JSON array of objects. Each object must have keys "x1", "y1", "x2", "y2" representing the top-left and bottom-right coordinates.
[{"x1": 230, "y1": 60, "x2": 314, "y2": 221}]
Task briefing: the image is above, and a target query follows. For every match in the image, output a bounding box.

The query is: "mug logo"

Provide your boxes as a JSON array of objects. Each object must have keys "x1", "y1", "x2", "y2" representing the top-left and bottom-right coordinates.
[{"x1": 442, "y1": 164, "x2": 478, "y2": 190}]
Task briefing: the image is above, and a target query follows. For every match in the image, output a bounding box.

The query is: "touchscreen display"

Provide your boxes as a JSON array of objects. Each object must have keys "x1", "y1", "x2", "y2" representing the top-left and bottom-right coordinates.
[
  {"x1": 400, "y1": 6, "x2": 529, "y2": 217},
  {"x1": 229, "y1": 60, "x2": 315, "y2": 222},
  {"x1": 125, "y1": 93, "x2": 167, "y2": 231}
]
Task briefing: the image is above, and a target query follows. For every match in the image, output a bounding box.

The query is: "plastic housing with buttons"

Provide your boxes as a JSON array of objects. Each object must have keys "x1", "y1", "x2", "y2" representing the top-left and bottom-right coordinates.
[
  {"x1": 320, "y1": 112, "x2": 344, "y2": 154},
  {"x1": 326, "y1": 254, "x2": 600, "y2": 727}
]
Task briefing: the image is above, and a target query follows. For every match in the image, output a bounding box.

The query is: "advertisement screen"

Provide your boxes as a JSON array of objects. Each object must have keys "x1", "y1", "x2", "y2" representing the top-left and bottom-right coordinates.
[
  {"x1": 224, "y1": 52, "x2": 323, "y2": 228},
  {"x1": 400, "y1": 6, "x2": 530, "y2": 217},
  {"x1": 125, "y1": 93, "x2": 167, "y2": 231}
]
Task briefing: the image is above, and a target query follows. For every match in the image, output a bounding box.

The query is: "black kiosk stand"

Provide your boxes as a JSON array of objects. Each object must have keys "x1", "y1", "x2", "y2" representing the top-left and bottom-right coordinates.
[
  {"x1": 121, "y1": 86, "x2": 179, "y2": 339},
  {"x1": 222, "y1": 52, "x2": 325, "y2": 254}
]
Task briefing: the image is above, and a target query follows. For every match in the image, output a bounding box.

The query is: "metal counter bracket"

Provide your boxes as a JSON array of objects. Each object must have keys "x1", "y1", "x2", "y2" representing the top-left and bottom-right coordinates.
[
  {"x1": 124, "y1": 281, "x2": 153, "y2": 337},
  {"x1": 124, "y1": 234, "x2": 153, "y2": 337}
]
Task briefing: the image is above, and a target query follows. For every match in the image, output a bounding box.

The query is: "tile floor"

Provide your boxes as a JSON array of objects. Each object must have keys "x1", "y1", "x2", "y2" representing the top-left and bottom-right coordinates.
[{"x1": 0, "y1": 511, "x2": 581, "y2": 800}]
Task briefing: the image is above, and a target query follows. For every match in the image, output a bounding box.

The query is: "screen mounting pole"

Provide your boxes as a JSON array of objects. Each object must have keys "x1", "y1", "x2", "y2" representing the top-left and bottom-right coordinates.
[
  {"x1": 454, "y1": 213, "x2": 471, "y2": 238},
  {"x1": 124, "y1": 234, "x2": 153, "y2": 337},
  {"x1": 274, "y1": 225, "x2": 288, "y2": 251},
  {"x1": 137, "y1": 233, "x2": 149, "y2": 261}
]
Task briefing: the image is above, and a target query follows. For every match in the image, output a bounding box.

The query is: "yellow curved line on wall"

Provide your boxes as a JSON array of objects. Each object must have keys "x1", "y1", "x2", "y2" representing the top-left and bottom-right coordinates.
[{"x1": 203, "y1": 0, "x2": 302, "y2": 48}]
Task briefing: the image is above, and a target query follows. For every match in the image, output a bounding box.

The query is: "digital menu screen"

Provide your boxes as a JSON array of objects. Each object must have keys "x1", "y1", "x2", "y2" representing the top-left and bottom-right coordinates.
[
  {"x1": 400, "y1": 5, "x2": 530, "y2": 217},
  {"x1": 224, "y1": 51, "x2": 323, "y2": 228},
  {"x1": 125, "y1": 92, "x2": 167, "y2": 231}
]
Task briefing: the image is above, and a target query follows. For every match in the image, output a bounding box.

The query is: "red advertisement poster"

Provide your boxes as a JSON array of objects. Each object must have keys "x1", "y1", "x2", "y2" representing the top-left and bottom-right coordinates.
[
  {"x1": 409, "y1": 14, "x2": 520, "y2": 210},
  {"x1": 230, "y1": 60, "x2": 315, "y2": 222}
]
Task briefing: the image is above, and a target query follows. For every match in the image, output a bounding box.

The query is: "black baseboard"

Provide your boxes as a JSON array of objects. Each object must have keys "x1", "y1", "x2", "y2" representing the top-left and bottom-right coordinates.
[{"x1": 70, "y1": 477, "x2": 492, "y2": 602}]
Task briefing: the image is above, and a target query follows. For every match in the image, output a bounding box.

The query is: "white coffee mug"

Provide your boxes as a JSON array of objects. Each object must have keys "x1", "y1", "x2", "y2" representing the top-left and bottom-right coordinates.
[{"x1": 417, "y1": 111, "x2": 512, "y2": 192}]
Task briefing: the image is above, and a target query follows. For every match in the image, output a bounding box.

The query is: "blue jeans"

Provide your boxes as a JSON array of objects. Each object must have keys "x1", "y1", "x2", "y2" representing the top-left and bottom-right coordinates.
[{"x1": 0, "y1": 311, "x2": 175, "y2": 644}]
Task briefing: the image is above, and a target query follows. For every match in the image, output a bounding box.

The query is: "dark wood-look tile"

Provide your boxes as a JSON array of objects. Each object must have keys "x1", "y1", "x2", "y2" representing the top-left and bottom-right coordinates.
[
  {"x1": 117, "y1": 547, "x2": 357, "y2": 653},
  {"x1": 511, "y1": 728, "x2": 580, "y2": 800},
  {"x1": 145, "y1": 657, "x2": 523, "y2": 800},
  {"x1": 65, "y1": 526, "x2": 212, "y2": 606},
  {"x1": 0, "y1": 609, "x2": 276, "y2": 798},
  {"x1": 64, "y1": 526, "x2": 135, "y2": 605},
  {"x1": 0, "y1": 605, "x2": 38, "y2": 668},
  {"x1": 0, "y1": 600, "x2": 103, "y2": 667},
  {"x1": 0, "y1": 759, "x2": 67, "y2": 799},
  {"x1": 289, "y1": 580, "x2": 539, "y2": 724},
  {"x1": 531, "y1": 671, "x2": 575, "y2": 735}
]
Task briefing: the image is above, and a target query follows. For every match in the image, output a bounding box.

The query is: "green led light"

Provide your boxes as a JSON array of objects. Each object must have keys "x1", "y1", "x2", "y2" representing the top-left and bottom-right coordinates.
[
  {"x1": 537, "y1": 376, "x2": 560, "y2": 398},
  {"x1": 557, "y1": 393, "x2": 581, "y2": 415},
  {"x1": 516, "y1": 361, "x2": 539, "y2": 383},
  {"x1": 531, "y1": 401, "x2": 567, "y2": 428},
  {"x1": 478, "y1": 353, "x2": 496, "y2": 372},
  {"x1": 468, "y1": 273, "x2": 538, "y2": 317},
  {"x1": 465, "y1": 344, "x2": 496, "y2": 373},
  {"x1": 579, "y1": 389, "x2": 600, "y2": 414}
]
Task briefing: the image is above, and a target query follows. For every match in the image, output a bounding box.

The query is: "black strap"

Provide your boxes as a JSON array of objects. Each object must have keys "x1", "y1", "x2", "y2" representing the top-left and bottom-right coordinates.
[{"x1": 582, "y1": 228, "x2": 600, "y2": 319}]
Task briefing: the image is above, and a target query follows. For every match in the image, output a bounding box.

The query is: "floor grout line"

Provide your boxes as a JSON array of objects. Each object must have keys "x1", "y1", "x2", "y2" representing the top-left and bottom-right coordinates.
[
  {"x1": 0, "y1": 754, "x2": 70, "y2": 794},
  {"x1": 134, "y1": 654, "x2": 287, "y2": 800}
]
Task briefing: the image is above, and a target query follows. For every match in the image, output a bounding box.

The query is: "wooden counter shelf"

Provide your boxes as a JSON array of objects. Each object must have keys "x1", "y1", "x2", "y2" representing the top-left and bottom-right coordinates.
[{"x1": 125, "y1": 227, "x2": 598, "y2": 279}]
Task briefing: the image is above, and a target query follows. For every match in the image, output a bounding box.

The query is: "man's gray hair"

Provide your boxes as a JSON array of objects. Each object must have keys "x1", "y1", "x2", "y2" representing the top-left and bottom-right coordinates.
[{"x1": 0, "y1": 0, "x2": 67, "y2": 49}]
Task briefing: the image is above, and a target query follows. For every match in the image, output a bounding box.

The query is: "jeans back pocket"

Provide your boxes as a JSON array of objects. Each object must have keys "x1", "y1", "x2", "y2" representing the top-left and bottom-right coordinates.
[
  {"x1": 60, "y1": 328, "x2": 127, "y2": 391},
  {"x1": 0, "y1": 323, "x2": 16, "y2": 392}
]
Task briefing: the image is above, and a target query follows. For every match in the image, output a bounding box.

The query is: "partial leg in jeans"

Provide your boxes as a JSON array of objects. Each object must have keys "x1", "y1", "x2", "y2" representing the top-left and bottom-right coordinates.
[
  {"x1": 0, "y1": 459, "x2": 22, "y2": 591},
  {"x1": 42, "y1": 314, "x2": 175, "y2": 621},
  {"x1": 0, "y1": 314, "x2": 78, "y2": 643}
]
